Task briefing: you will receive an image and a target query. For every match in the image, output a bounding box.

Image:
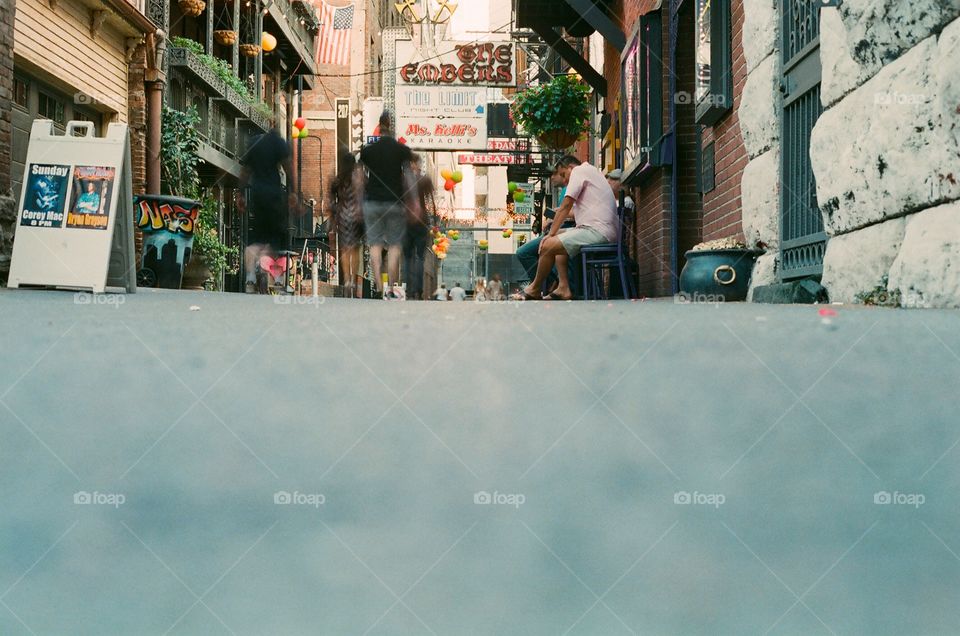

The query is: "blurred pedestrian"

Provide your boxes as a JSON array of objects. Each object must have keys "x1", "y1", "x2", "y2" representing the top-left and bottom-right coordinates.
[
  {"x1": 360, "y1": 111, "x2": 414, "y2": 295},
  {"x1": 327, "y1": 152, "x2": 364, "y2": 299},
  {"x1": 240, "y1": 125, "x2": 292, "y2": 293},
  {"x1": 433, "y1": 283, "x2": 449, "y2": 301},
  {"x1": 487, "y1": 273, "x2": 504, "y2": 301},
  {"x1": 403, "y1": 156, "x2": 435, "y2": 300},
  {"x1": 449, "y1": 282, "x2": 467, "y2": 302},
  {"x1": 474, "y1": 278, "x2": 488, "y2": 302}
]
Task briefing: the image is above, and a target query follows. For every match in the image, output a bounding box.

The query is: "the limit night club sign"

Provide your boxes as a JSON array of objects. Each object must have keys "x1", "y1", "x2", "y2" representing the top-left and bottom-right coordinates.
[{"x1": 396, "y1": 40, "x2": 517, "y2": 87}]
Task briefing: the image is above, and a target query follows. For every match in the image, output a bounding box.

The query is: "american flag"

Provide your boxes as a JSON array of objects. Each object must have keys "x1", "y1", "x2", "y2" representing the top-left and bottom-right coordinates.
[{"x1": 315, "y1": 1, "x2": 355, "y2": 66}]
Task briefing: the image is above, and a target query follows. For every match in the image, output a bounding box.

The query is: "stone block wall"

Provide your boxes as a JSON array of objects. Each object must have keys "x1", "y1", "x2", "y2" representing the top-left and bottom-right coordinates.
[
  {"x1": 813, "y1": 3, "x2": 960, "y2": 307},
  {"x1": 740, "y1": 0, "x2": 783, "y2": 299}
]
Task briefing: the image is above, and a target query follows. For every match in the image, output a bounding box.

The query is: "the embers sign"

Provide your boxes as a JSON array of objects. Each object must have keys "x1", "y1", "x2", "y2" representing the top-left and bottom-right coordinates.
[{"x1": 396, "y1": 40, "x2": 517, "y2": 87}]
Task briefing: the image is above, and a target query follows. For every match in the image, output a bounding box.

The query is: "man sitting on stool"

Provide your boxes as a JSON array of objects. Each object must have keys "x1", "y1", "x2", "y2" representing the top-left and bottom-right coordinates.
[{"x1": 514, "y1": 155, "x2": 619, "y2": 301}]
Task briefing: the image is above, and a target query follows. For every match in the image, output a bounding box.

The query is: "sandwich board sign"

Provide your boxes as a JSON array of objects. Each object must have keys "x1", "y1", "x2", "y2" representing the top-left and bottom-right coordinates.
[{"x1": 7, "y1": 120, "x2": 136, "y2": 293}]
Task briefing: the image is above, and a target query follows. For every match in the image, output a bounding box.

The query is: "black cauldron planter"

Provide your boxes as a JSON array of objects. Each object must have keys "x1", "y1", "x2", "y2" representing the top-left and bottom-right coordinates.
[{"x1": 679, "y1": 248, "x2": 764, "y2": 302}]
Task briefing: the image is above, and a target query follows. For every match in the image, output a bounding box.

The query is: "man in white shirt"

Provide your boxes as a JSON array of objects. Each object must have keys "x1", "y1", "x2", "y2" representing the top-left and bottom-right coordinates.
[
  {"x1": 434, "y1": 284, "x2": 449, "y2": 300},
  {"x1": 514, "y1": 156, "x2": 618, "y2": 300},
  {"x1": 449, "y1": 282, "x2": 467, "y2": 301}
]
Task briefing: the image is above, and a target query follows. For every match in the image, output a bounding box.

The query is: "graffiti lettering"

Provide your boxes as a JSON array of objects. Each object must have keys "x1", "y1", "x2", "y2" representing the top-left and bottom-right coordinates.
[{"x1": 137, "y1": 200, "x2": 198, "y2": 236}]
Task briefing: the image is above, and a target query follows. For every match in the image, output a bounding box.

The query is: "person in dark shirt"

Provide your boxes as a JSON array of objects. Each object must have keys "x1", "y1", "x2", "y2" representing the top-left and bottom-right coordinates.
[
  {"x1": 359, "y1": 111, "x2": 414, "y2": 294},
  {"x1": 403, "y1": 156, "x2": 435, "y2": 300},
  {"x1": 240, "y1": 127, "x2": 293, "y2": 292}
]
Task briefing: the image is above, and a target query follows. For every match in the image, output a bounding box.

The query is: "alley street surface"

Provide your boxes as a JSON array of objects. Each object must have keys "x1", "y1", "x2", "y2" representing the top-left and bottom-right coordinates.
[{"x1": 2, "y1": 290, "x2": 960, "y2": 634}]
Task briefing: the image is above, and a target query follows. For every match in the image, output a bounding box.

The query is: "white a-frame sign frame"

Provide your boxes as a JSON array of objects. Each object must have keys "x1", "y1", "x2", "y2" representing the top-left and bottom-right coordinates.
[{"x1": 7, "y1": 120, "x2": 137, "y2": 293}]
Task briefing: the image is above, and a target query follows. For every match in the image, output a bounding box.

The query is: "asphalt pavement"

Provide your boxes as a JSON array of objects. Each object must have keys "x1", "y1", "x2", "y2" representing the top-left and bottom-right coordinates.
[{"x1": 1, "y1": 288, "x2": 959, "y2": 635}]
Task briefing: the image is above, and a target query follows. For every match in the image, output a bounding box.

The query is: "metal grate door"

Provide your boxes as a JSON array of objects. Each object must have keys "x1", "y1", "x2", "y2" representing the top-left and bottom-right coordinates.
[{"x1": 779, "y1": 0, "x2": 826, "y2": 280}]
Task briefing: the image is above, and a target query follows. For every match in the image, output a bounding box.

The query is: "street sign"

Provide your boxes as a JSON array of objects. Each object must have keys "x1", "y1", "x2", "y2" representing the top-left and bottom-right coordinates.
[
  {"x1": 396, "y1": 85, "x2": 488, "y2": 150},
  {"x1": 514, "y1": 183, "x2": 534, "y2": 216},
  {"x1": 396, "y1": 40, "x2": 517, "y2": 87},
  {"x1": 7, "y1": 120, "x2": 136, "y2": 293},
  {"x1": 457, "y1": 153, "x2": 532, "y2": 165}
]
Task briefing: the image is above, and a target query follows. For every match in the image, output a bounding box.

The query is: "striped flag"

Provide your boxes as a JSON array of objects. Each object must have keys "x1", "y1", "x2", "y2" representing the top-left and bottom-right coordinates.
[{"x1": 315, "y1": 1, "x2": 355, "y2": 66}]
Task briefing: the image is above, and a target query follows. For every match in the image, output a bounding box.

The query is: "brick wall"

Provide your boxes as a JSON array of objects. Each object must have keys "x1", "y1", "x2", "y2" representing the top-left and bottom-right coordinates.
[
  {"x1": 0, "y1": 0, "x2": 16, "y2": 283},
  {"x1": 700, "y1": 0, "x2": 748, "y2": 242},
  {"x1": 128, "y1": 42, "x2": 147, "y2": 196},
  {"x1": 300, "y1": 68, "x2": 351, "y2": 226},
  {"x1": 605, "y1": 0, "x2": 677, "y2": 297},
  {"x1": 0, "y1": 0, "x2": 14, "y2": 195}
]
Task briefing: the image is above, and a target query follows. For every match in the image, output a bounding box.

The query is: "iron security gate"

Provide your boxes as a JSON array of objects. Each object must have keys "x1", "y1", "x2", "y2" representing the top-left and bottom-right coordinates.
[{"x1": 779, "y1": 0, "x2": 826, "y2": 280}]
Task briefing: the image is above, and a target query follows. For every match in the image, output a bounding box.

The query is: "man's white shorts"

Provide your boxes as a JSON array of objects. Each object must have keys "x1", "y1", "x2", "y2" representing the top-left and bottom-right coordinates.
[{"x1": 557, "y1": 226, "x2": 609, "y2": 257}]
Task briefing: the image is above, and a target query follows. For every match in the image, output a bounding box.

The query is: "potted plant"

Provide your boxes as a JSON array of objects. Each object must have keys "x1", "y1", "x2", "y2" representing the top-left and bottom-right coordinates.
[
  {"x1": 184, "y1": 197, "x2": 238, "y2": 290},
  {"x1": 509, "y1": 74, "x2": 592, "y2": 150},
  {"x1": 148, "y1": 105, "x2": 237, "y2": 291},
  {"x1": 213, "y1": 30, "x2": 237, "y2": 46},
  {"x1": 239, "y1": 43, "x2": 261, "y2": 58},
  {"x1": 179, "y1": 0, "x2": 205, "y2": 16},
  {"x1": 679, "y1": 237, "x2": 764, "y2": 302}
]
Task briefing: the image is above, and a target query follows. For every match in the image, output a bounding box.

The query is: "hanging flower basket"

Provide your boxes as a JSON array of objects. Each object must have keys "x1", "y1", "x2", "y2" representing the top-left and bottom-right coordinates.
[
  {"x1": 239, "y1": 43, "x2": 261, "y2": 58},
  {"x1": 536, "y1": 129, "x2": 582, "y2": 150},
  {"x1": 510, "y1": 74, "x2": 592, "y2": 151},
  {"x1": 178, "y1": 0, "x2": 206, "y2": 17},
  {"x1": 213, "y1": 30, "x2": 237, "y2": 46}
]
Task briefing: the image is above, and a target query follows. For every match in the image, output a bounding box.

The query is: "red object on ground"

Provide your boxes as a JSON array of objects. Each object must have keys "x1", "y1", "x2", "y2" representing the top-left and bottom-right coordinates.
[{"x1": 818, "y1": 308, "x2": 838, "y2": 317}]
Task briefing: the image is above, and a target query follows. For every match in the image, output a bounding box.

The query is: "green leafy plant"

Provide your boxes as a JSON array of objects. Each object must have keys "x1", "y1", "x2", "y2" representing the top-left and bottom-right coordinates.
[
  {"x1": 193, "y1": 196, "x2": 239, "y2": 288},
  {"x1": 170, "y1": 36, "x2": 252, "y2": 103},
  {"x1": 509, "y1": 74, "x2": 592, "y2": 146},
  {"x1": 161, "y1": 105, "x2": 201, "y2": 198},
  {"x1": 252, "y1": 101, "x2": 274, "y2": 119},
  {"x1": 161, "y1": 105, "x2": 237, "y2": 286}
]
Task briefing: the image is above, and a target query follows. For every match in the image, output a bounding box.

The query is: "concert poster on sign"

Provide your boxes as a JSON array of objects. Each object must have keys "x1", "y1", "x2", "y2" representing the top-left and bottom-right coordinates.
[
  {"x1": 67, "y1": 165, "x2": 116, "y2": 230},
  {"x1": 20, "y1": 163, "x2": 70, "y2": 228}
]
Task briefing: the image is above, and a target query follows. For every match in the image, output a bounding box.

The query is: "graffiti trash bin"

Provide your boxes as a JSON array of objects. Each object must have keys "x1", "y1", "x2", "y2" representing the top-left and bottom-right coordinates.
[{"x1": 135, "y1": 195, "x2": 200, "y2": 289}]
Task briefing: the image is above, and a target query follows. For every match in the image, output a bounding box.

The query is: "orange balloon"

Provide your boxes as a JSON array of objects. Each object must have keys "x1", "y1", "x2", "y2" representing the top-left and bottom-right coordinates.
[
  {"x1": 440, "y1": 169, "x2": 453, "y2": 181},
  {"x1": 261, "y1": 32, "x2": 277, "y2": 52}
]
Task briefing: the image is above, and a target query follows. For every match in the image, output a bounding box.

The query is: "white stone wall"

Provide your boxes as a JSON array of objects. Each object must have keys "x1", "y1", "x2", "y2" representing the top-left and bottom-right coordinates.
[
  {"x1": 741, "y1": 0, "x2": 782, "y2": 301},
  {"x1": 811, "y1": 6, "x2": 960, "y2": 307}
]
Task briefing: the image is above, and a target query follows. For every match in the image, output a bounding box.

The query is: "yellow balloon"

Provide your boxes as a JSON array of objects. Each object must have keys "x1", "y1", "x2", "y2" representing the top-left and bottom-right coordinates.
[
  {"x1": 440, "y1": 169, "x2": 453, "y2": 181},
  {"x1": 261, "y1": 32, "x2": 277, "y2": 52}
]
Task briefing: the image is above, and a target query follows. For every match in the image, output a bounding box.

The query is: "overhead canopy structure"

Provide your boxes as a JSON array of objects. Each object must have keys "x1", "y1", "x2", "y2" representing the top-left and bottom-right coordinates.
[{"x1": 514, "y1": 0, "x2": 624, "y2": 96}]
